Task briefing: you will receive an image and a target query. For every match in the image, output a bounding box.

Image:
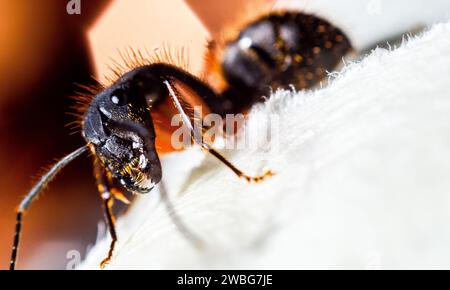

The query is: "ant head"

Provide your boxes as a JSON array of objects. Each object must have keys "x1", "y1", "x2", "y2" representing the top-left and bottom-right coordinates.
[{"x1": 82, "y1": 67, "x2": 167, "y2": 193}]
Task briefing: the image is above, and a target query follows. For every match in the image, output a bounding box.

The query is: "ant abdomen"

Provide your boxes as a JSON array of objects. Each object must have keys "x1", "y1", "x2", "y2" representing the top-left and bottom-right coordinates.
[{"x1": 219, "y1": 12, "x2": 351, "y2": 112}]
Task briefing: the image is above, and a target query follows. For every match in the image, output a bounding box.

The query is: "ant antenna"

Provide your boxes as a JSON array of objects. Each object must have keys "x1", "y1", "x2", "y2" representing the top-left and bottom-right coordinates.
[{"x1": 10, "y1": 146, "x2": 88, "y2": 270}]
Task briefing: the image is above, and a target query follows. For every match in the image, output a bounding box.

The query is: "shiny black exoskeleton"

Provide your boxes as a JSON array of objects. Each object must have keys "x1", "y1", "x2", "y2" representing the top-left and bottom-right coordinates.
[
  {"x1": 83, "y1": 64, "x2": 229, "y2": 193},
  {"x1": 219, "y1": 12, "x2": 351, "y2": 112},
  {"x1": 10, "y1": 10, "x2": 351, "y2": 270}
]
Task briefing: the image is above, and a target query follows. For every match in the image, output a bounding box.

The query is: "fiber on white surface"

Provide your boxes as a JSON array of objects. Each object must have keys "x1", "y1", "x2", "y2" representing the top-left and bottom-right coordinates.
[{"x1": 81, "y1": 22, "x2": 450, "y2": 269}]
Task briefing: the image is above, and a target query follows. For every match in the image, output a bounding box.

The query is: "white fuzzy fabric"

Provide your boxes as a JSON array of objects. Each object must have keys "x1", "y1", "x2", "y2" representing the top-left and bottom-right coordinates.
[{"x1": 80, "y1": 22, "x2": 450, "y2": 269}]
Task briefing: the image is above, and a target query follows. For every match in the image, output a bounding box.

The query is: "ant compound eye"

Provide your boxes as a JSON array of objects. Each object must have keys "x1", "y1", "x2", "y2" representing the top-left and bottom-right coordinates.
[{"x1": 110, "y1": 89, "x2": 128, "y2": 106}]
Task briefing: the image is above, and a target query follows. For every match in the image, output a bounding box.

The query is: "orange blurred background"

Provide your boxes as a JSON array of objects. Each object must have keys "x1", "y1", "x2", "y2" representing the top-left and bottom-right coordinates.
[
  {"x1": 0, "y1": 0, "x2": 271, "y2": 269},
  {"x1": 0, "y1": 0, "x2": 112, "y2": 270}
]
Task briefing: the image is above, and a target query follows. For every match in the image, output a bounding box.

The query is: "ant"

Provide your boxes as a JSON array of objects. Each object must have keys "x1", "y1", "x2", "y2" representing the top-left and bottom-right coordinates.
[{"x1": 9, "y1": 10, "x2": 351, "y2": 269}]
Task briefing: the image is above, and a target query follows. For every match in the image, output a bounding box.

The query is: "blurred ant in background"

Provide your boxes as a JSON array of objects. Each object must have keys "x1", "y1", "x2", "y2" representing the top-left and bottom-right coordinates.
[{"x1": 9, "y1": 7, "x2": 351, "y2": 269}]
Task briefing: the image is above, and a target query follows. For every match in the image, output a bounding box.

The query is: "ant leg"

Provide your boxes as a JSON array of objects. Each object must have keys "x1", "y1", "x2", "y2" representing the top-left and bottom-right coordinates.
[
  {"x1": 201, "y1": 144, "x2": 273, "y2": 183},
  {"x1": 164, "y1": 80, "x2": 273, "y2": 183},
  {"x1": 94, "y1": 161, "x2": 118, "y2": 269},
  {"x1": 100, "y1": 196, "x2": 117, "y2": 269},
  {"x1": 9, "y1": 146, "x2": 88, "y2": 270}
]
